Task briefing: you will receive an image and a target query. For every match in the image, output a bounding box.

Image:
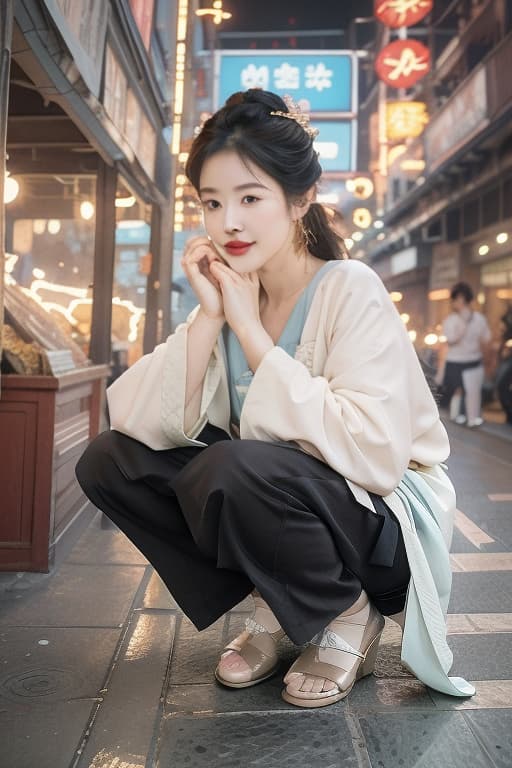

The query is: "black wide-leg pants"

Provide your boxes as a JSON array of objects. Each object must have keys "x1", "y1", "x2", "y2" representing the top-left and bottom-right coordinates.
[{"x1": 76, "y1": 425, "x2": 410, "y2": 645}]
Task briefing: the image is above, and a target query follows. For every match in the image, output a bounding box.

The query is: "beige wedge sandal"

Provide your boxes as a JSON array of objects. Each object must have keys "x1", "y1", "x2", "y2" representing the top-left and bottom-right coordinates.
[
  {"x1": 215, "y1": 617, "x2": 285, "y2": 688},
  {"x1": 282, "y1": 598, "x2": 385, "y2": 708}
]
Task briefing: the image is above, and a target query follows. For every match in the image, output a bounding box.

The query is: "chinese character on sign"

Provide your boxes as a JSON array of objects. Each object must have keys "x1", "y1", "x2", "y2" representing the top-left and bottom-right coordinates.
[
  {"x1": 240, "y1": 64, "x2": 270, "y2": 90},
  {"x1": 273, "y1": 63, "x2": 300, "y2": 90},
  {"x1": 375, "y1": 40, "x2": 430, "y2": 88},
  {"x1": 305, "y1": 62, "x2": 333, "y2": 92},
  {"x1": 386, "y1": 101, "x2": 429, "y2": 140},
  {"x1": 374, "y1": 0, "x2": 433, "y2": 28}
]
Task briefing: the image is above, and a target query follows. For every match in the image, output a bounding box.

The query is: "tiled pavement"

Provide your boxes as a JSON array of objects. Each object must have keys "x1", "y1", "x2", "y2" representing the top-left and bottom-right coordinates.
[{"x1": 0, "y1": 420, "x2": 511, "y2": 768}]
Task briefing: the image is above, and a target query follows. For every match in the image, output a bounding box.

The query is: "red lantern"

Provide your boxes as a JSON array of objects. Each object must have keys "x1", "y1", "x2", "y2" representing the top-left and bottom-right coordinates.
[
  {"x1": 374, "y1": 0, "x2": 433, "y2": 29},
  {"x1": 375, "y1": 39, "x2": 431, "y2": 89}
]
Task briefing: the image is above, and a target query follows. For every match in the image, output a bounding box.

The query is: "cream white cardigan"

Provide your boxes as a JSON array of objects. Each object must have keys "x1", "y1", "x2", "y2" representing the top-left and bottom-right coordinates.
[
  {"x1": 107, "y1": 260, "x2": 474, "y2": 697},
  {"x1": 108, "y1": 260, "x2": 449, "y2": 496}
]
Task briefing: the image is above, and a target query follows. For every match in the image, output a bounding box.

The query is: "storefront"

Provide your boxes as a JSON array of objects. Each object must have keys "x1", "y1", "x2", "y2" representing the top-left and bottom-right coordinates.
[{"x1": 0, "y1": 0, "x2": 179, "y2": 570}]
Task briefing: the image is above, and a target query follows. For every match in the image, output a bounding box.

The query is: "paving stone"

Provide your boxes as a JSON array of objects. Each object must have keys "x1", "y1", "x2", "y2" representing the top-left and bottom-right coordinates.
[
  {"x1": 359, "y1": 711, "x2": 491, "y2": 767},
  {"x1": 346, "y1": 677, "x2": 435, "y2": 712},
  {"x1": 66, "y1": 512, "x2": 148, "y2": 566},
  {"x1": 166, "y1": 677, "x2": 294, "y2": 714},
  {"x1": 76, "y1": 613, "x2": 176, "y2": 768},
  {"x1": 140, "y1": 571, "x2": 179, "y2": 610},
  {"x1": 464, "y1": 709, "x2": 512, "y2": 767},
  {"x1": 448, "y1": 572, "x2": 512, "y2": 614},
  {"x1": 472, "y1": 512, "x2": 512, "y2": 550},
  {"x1": 447, "y1": 612, "x2": 512, "y2": 634},
  {"x1": 450, "y1": 527, "x2": 480, "y2": 554},
  {"x1": 449, "y1": 633, "x2": 512, "y2": 680},
  {"x1": 0, "y1": 564, "x2": 146, "y2": 628},
  {"x1": 1, "y1": 699, "x2": 95, "y2": 768},
  {"x1": 451, "y1": 552, "x2": 512, "y2": 571},
  {"x1": 156, "y1": 711, "x2": 359, "y2": 767},
  {"x1": 374, "y1": 640, "x2": 413, "y2": 680},
  {"x1": 0, "y1": 627, "x2": 121, "y2": 768},
  {"x1": 430, "y1": 680, "x2": 512, "y2": 710}
]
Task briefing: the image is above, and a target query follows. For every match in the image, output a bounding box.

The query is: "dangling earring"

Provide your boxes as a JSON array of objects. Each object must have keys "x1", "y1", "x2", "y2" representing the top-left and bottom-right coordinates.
[{"x1": 294, "y1": 218, "x2": 314, "y2": 253}]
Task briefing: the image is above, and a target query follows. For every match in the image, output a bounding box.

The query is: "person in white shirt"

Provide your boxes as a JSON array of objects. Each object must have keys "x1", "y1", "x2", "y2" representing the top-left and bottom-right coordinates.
[
  {"x1": 76, "y1": 90, "x2": 473, "y2": 708},
  {"x1": 441, "y1": 282, "x2": 491, "y2": 427}
]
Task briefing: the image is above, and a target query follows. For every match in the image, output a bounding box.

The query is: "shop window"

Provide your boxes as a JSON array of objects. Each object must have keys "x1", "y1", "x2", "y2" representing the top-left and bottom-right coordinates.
[
  {"x1": 4, "y1": 174, "x2": 96, "y2": 360},
  {"x1": 112, "y1": 182, "x2": 151, "y2": 370}
]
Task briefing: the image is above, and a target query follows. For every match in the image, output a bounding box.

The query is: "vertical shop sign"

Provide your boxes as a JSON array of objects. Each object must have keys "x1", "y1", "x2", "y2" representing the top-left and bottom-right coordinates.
[
  {"x1": 42, "y1": 0, "x2": 108, "y2": 97},
  {"x1": 424, "y1": 68, "x2": 488, "y2": 172},
  {"x1": 374, "y1": 0, "x2": 433, "y2": 29},
  {"x1": 375, "y1": 39, "x2": 430, "y2": 88}
]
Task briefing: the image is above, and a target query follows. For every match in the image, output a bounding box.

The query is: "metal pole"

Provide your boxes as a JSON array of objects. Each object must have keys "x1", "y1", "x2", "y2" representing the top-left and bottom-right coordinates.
[{"x1": 89, "y1": 161, "x2": 117, "y2": 365}]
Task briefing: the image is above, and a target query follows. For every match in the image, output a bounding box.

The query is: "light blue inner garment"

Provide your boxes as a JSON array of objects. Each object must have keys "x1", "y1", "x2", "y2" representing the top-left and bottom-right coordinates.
[{"x1": 223, "y1": 260, "x2": 340, "y2": 426}]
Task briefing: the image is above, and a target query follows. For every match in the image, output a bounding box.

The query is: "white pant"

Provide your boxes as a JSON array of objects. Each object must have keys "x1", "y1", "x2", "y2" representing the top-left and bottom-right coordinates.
[{"x1": 461, "y1": 364, "x2": 485, "y2": 424}]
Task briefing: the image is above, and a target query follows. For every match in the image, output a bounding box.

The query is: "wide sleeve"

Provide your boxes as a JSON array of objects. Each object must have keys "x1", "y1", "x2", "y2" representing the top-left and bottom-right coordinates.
[
  {"x1": 107, "y1": 307, "x2": 221, "y2": 450},
  {"x1": 240, "y1": 266, "x2": 443, "y2": 495}
]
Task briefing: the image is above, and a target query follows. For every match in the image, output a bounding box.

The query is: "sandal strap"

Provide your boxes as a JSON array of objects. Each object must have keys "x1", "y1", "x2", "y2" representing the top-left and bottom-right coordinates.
[
  {"x1": 245, "y1": 617, "x2": 269, "y2": 635},
  {"x1": 309, "y1": 628, "x2": 365, "y2": 659},
  {"x1": 224, "y1": 627, "x2": 277, "y2": 659},
  {"x1": 284, "y1": 644, "x2": 353, "y2": 689}
]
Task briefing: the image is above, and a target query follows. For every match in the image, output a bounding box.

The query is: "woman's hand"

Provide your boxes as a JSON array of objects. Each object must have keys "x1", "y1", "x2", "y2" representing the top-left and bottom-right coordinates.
[
  {"x1": 209, "y1": 261, "x2": 260, "y2": 335},
  {"x1": 181, "y1": 236, "x2": 225, "y2": 319},
  {"x1": 209, "y1": 261, "x2": 274, "y2": 370}
]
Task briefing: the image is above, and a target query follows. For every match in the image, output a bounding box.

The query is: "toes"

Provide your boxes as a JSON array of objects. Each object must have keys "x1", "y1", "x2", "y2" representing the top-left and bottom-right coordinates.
[
  {"x1": 285, "y1": 672, "x2": 339, "y2": 696},
  {"x1": 219, "y1": 651, "x2": 251, "y2": 674},
  {"x1": 311, "y1": 677, "x2": 325, "y2": 694},
  {"x1": 285, "y1": 672, "x2": 305, "y2": 692},
  {"x1": 300, "y1": 676, "x2": 315, "y2": 693}
]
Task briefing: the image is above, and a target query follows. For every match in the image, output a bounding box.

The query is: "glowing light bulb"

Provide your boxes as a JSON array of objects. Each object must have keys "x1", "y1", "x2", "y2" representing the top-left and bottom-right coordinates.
[
  {"x1": 47, "y1": 219, "x2": 61, "y2": 234},
  {"x1": 33, "y1": 219, "x2": 46, "y2": 234},
  {"x1": 4, "y1": 172, "x2": 19, "y2": 204},
  {"x1": 80, "y1": 201, "x2": 95, "y2": 220}
]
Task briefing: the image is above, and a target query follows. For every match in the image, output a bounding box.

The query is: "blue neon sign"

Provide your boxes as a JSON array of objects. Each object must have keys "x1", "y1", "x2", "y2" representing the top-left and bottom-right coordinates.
[
  {"x1": 311, "y1": 121, "x2": 354, "y2": 172},
  {"x1": 215, "y1": 52, "x2": 354, "y2": 113}
]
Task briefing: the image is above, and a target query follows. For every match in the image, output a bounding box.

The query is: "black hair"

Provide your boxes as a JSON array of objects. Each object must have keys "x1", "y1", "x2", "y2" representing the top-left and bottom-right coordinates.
[
  {"x1": 450, "y1": 281, "x2": 474, "y2": 303},
  {"x1": 185, "y1": 89, "x2": 346, "y2": 261}
]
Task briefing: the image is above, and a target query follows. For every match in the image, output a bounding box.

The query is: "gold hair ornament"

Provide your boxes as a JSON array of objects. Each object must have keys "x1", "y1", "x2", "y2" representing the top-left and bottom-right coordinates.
[{"x1": 270, "y1": 95, "x2": 319, "y2": 140}]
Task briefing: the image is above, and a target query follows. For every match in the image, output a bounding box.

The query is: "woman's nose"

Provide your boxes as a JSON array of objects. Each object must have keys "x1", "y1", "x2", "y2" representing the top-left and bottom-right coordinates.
[{"x1": 223, "y1": 207, "x2": 243, "y2": 234}]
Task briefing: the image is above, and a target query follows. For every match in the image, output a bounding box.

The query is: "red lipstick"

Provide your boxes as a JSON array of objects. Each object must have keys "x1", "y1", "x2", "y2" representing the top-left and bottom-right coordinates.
[{"x1": 224, "y1": 240, "x2": 254, "y2": 256}]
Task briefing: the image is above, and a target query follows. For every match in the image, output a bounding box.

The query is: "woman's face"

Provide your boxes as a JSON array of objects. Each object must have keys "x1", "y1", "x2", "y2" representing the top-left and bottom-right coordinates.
[{"x1": 198, "y1": 149, "x2": 302, "y2": 273}]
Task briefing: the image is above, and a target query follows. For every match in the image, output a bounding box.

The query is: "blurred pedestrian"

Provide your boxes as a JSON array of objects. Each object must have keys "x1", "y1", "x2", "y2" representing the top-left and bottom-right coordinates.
[
  {"x1": 76, "y1": 89, "x2": 473, "y2": 708},
  {"x1": 440, "y1": 282, "x2": 491, "y2": 427}
]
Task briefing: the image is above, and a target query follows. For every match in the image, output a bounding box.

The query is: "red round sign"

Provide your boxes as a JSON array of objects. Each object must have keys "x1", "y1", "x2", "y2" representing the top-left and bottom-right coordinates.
[
  {"x1": 374, "y1": 0, "x2": 433, "y2": 29},
  {"x1": 375, "y1": 39, "x2": 431, "y2": 89}
]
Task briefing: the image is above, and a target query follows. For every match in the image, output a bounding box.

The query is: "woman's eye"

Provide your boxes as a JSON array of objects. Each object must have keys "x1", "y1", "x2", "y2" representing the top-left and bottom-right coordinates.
[
  {"x1": 243, "y1": 195, "x2": 258, "y2": 204},
  {"x1": 201, "y1": 199, "x2": 220, "y2": 210}
]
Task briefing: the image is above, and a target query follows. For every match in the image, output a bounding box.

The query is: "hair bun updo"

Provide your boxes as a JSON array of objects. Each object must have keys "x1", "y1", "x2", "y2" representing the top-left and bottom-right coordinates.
[{"x1": 185, "y1": 89, "x2": 347, "y2": 261}]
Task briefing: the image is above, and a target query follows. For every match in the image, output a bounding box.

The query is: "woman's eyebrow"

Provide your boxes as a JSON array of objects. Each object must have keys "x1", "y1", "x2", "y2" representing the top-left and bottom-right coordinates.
[{"x1": 199, "y1": 182, "x2": 269, "y2": 195}]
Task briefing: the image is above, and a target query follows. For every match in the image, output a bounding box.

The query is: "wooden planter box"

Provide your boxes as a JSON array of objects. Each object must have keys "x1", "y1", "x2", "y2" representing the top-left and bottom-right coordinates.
[{"x1": 0, "y1": 365, "x2": 109, "y2": 571}]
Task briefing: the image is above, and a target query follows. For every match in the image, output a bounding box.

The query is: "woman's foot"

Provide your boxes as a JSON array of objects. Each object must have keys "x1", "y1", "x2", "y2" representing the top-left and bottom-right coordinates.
[
  {"x1": 282, "y1": 591, "x2": 385, "y2": 708},
  {"x1": 215, "y1": 594, "x2": 284, "y2": 688}
]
